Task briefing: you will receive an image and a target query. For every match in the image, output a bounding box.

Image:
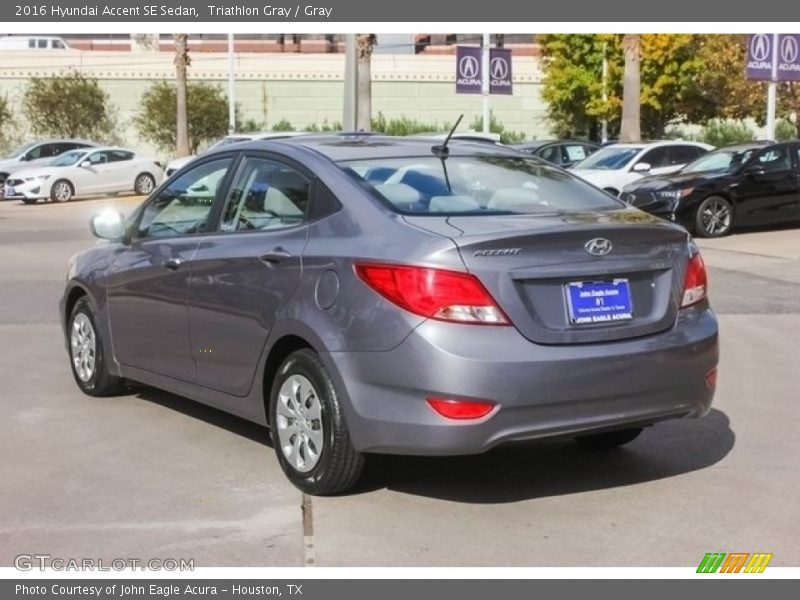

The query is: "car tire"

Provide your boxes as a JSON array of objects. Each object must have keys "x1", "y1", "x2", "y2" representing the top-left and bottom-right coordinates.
[
  {"x1": 21, "y1": 198, "x2": 38, "y2": 205},
  {"x1": 574, "y1": 427, "x2": 643, "y2": 449},
  {"x1": 134, "y1": 173, "x2": 156, "y2": 196},
  {"x1": 694, "y1": 195, "x2": 734, "y2": 238},
  {"x1": 51, "y1": 179, "x2": 74, "y2": 203},
  {"x1": 269, "y1": 349, "x2": 365, "y2": 495},
  {"x1": 68, "y1": 297, "x2": 125, "y2": 397}
]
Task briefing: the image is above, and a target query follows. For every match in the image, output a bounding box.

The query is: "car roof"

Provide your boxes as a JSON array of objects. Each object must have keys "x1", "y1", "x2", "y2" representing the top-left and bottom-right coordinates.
[
  {"x1": 606, "y1": 140, "x2": 709, "y2": 147},
  {"x1": 228, "y1": 134, "x2": 525, "y2": 161},
  {"x1": 710, "y1": 141, "x2": 780, "y2": 152}
]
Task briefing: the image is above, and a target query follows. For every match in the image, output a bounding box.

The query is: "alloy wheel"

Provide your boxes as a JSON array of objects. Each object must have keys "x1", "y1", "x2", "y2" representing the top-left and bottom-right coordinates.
[
  {"x1": 70, "y1": 313, "x2": 96, "y2": 382},
  {"x1": 275, "y1": 374, "x2": 325, "y2": 473},
  {"x1": 700, "y1": 198, "x2": 732, "y2": 236}
]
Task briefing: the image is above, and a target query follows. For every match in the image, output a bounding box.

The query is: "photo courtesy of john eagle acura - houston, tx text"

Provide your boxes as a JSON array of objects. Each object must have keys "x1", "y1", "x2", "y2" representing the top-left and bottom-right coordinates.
[{"x1": 61, "y1": 133, "x2": 718, "y2": 495}]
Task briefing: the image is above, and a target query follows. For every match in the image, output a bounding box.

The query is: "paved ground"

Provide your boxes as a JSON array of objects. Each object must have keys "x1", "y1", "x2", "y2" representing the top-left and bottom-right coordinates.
[{"x1": 0, "y1": 196, "x2": 798, "y2": 567}]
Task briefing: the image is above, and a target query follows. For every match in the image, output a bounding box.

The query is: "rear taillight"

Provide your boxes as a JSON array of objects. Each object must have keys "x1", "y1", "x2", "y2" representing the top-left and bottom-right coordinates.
[
  {"x1": 426, "y1": 397, "x2": 497, "y2": 420},
  {"x1": 354, "y1": 263, "x2": 509, "y2": 325},
  {"x1": 681, "y1": 252, "x2": 707, "y2": 308}
]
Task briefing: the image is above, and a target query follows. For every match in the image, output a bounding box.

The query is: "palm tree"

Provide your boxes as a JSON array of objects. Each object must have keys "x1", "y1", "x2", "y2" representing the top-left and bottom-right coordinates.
[
  {"x1": 174, "y1": 34, "x2": 191, "y2": 157},
  {"x1": 620, "y1": 34, "x2": 641, "y2": 143},
  {"x1": 356, "y1": 34, "x2": 377, "y2": 131}
]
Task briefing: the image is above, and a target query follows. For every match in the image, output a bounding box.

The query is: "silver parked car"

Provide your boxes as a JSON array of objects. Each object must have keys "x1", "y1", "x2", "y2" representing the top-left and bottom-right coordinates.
[{"x1": 61, "y1": 135, "x2": 719, "y2": 494}]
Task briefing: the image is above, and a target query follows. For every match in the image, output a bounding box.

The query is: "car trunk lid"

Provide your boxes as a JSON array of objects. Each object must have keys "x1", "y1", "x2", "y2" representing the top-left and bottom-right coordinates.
[{"x1": 404, "y1": 209, "x2": 691, "y2": 345}]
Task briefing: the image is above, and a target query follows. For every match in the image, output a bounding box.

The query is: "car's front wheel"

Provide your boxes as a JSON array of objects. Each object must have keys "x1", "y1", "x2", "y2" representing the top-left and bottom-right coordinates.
[
  {"x1": 134, "y1": 173, "x2": 156, "y2": 195},
  {"x1": 574, "y1": 427, "x2": 643, "y2": 449},
  {"x1": 269, "y1": 349, "x2": 365, "y2": 495},
  {"x1": 694, "y1": 195, "x2": 734, "y2": 237},
  {"x1": 51, "y1": 179, "x2": 74, "y2": 203},
  {"x1": 68, "y1": 297, "x2": 124, "y2": 396}
]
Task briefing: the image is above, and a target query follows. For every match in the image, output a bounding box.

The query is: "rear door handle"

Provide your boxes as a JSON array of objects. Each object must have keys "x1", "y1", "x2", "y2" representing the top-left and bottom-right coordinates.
[
  {"x1": 164, "y1": 258, "x2": 184, "y2": 271},
  {"x1": 259, "y1": 247, "x2": 292, "y2": 265}
]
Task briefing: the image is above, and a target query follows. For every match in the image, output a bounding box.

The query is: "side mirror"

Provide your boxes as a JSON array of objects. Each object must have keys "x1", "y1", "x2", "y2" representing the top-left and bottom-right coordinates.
[
  {"x1": 632, "y1": 162, "x2": 651, "y2": 173},
  {"x1": 89, "y1": 210, "x2": 124, "y2": 241},
  {"x1": 80, "y1": 160, "x2": 92, "y2": 168},
  {"x1": 745, "y1": 164, "x2": 766, "y2": 176}
]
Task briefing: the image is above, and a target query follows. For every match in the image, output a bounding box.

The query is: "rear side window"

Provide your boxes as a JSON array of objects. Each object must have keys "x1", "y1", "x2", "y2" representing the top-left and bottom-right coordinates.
[
  {"x1": 669, "y1": 145, "x2": 705, "y2": 165},
  {"x1": 340, "y1": 156, "x2": 623, "y2": 216},
  {"x1": 108, "y1": 150, "x2": 134, "y2": 162}
]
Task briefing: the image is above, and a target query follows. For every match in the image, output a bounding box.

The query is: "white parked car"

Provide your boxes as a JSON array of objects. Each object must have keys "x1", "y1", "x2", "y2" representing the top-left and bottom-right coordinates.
[
  {"x1": 0, "y1": 139, "x2": 97, "y2": 199},
  {"x1": 164, "y1": 132, "x2": 307, "y2": 177},
  {"x1": 571, "y1": 141, "x2": 713, "y2": 196},
  {"x1": 4, "y1": 147, "x2": 163, "y2": 204}
]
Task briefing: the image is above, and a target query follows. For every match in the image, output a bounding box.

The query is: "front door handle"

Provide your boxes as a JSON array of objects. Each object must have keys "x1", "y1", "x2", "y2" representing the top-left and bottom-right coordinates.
[
  {"x1": 259, "y1": 247, "x2": 292, "y2": 265},
  {"x1": 164, "y1": 258, "x2": 184, "y2": 271}
]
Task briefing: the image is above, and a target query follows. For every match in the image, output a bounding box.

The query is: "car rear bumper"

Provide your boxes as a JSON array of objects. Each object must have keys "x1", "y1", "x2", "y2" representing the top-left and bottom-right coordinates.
[{"x1": 327, "y1": 306, "x2": 719, "y2": 455}]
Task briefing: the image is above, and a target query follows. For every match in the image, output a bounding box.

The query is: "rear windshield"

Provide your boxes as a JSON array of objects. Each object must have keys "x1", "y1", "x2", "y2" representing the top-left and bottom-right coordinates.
[
  {"x1": 339, "y1": 155, "x2": 622, "y2": 216},
  {"x1": 573, "y1": 146, "x2": 643, "y2": 170}
]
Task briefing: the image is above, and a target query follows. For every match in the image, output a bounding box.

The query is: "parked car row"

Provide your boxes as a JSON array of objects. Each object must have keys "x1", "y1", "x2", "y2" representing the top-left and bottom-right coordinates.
[{"x1": 1, "y1": 140, "x2": 163, "y2": 203}]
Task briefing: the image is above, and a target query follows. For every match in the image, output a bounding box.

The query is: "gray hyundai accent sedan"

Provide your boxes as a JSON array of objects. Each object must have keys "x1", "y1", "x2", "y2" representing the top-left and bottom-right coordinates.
[{"x1": 61, "y1": 134, "x2": 719, "y2": 494}]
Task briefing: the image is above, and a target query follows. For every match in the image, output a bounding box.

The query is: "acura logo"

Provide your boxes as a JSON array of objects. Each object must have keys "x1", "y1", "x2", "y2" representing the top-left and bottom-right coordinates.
[
  {"x1": 459, "y1": 55, "x2": 479, "y2": 79},
  {"x1": 490, "y1": 56, "x2": 509, "y2": 80},
  {"x1": 584, "y1": 238, "x2": 613, "y2": 256},
  {"x1": 751, "y1": 34, "x2": 771, "y2": 62},
  {"x1": 781, "y1": 35, "x2": 798, "y2": 64}
]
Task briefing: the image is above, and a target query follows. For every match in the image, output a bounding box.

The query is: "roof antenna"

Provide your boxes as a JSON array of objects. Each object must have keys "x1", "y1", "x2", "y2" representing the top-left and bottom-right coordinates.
[{"x1": 432, "y1": 114, "x2": 464, "y2": 157}]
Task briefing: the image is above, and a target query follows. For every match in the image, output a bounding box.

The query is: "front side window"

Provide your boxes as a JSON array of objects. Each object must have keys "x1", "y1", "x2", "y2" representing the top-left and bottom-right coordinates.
[
  {"x1": 24, "y1": 144, "x2": 46, "y2": 161},
  {"x1": 51, "y1": 150, "x2": 88, "y2": 167},
  {"x1": 220, "y1": 157, "x2": 310, "y2": 232},
  {"x1": 638, "y1": 147, "x2": 670, "y2": 169},
  {"x1": 756, "y1": 147, "x2": 791, "y2": 172},
  {"x1": 136, "y1": 158, "x2": 232, "y2": 239},
  {"x1": 340, "y1": 155, "x2": 623, "y2": 216}
]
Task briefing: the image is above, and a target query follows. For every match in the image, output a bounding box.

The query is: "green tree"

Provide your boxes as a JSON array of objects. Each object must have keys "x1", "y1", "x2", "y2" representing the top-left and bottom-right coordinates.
[
  {"x1": 23, "y1": 70, "x2": 116, "y2": 141},
  {"x1": 540, "y1": 34, "x2": 730, "y2": 140},
  {"x1": 134, "y1": 81, "x2": 236, "y2": 154},
  {"x1": 0, "y1": 95, "x2": 14, "y2": 154}
]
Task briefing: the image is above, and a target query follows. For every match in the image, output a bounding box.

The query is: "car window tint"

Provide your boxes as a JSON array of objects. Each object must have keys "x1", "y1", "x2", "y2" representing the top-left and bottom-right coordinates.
[
  {"x1": 221, "y1": 157, "x2": 310, "y2": 232},
  {"x1": 638, "y1": 147, "x2": 670, "y2": 168},
  {"x1": 37, "y1": 39, "x2": 47, "y2": 48},
  {"x1": 108, "y1": 150, "x2": 134, "y2": 162},
  {"x1": 53, "y1": 40, "x2": 65, "y2": 49},
  {"x1": 136, "y1": 158, "x2": 232, "y2": 239},
  {"x1": 757, "y1": 147, "x2": 791, "y2": 172},
  {"x1": 24, "y1": 145, "x2": 45, "y2": 160}
]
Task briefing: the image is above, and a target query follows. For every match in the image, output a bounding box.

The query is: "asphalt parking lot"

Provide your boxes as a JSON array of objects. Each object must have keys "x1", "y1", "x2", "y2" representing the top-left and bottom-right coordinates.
[{"x1": 1, "y1": 195, "x2": 798, "y2": 567}]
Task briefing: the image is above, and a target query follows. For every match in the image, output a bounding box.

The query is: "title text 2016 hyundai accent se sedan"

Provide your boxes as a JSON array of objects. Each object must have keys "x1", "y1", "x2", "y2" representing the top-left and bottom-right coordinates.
[{"x1": 61, "y1": 135, "x2": 719, "y2": 494}]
